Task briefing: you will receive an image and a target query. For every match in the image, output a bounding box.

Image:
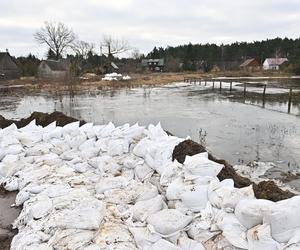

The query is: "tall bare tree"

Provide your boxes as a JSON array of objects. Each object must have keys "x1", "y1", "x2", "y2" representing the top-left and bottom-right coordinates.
[
  {"x1": 34, "y1": 22, "x2": 76, "y2": 60},
  {"x1": 72, "y1": 40, "x2": 94, "y2": 59},
  {"x1": 101, "y1": 35, "x2": 131, "y2": 59}
]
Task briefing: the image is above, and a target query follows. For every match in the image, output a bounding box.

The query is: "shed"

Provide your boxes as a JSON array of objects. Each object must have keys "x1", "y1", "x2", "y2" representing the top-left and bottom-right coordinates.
[
  {"x1": 0, "y1": 52, "x2": 21, "y2": 80},
  {"x1": 38, "y1": 60, "x2": 68, "y2": 80},
  {"x1": 141, "y1": 59, "x2": 164, "y2": 71},
  {"x1": 263, "y1": 58, "x2": 288, "y2": 70},
  {"x1": 240, "y1": 58, "x2": 261, "y2": 71}
]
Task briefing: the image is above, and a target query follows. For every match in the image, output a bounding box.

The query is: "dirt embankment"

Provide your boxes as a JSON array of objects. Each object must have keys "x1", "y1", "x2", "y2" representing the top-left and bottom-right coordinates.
[
  {"x1": 172, "y1": 139, "x2": 295, "y2": 202},
  {"x1": 0, "y1": 111, "x2": 85, "y2": 129}
]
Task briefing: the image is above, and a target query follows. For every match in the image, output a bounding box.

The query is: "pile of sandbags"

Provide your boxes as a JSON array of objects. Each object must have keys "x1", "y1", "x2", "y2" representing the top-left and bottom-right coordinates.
[{"x1": 0, "y1": 119, "x2": 299, "y2": 250}]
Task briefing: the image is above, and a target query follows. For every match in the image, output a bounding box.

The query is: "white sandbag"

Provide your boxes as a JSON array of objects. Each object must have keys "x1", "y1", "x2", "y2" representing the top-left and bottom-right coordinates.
[
  {"x1": 26, "y1": 143, "x2": 53, "y2": 156},
  {"x1": 43, "y1": 127, "x2": 62, "y2": 141},
  {"x1": 208, "y1": 179, "x2": 255, "y2": 211},
  {"x1": 149, "y1": 239, "x2": 180, "y2": 250},
  {"x1": 187, "y1": 202, "x2": 220, "y2": 242},
  {"x1": 88, "y1": 155, "x2": 121, "y2": 175},
  {"x1": 94, "y1": 221, "x2": 135, "y2": 248},
  {"x1": 131, "y1": 195, "x2": 164, "y2": 222},
  {"x1": 104, "y1": 182, "x2": 158, "y2": 205},
  {"x1": 283, "y1": 229, "x2": 300, "y2": 249},
  {"x1": 95, "y1": 176, "x2": 129, "y2": 194},
  {"x1": 160, "y1": 160, "x2": 182, "y2": 186},
  {"x1": 247, "y1": 224, "x2": 280, "y2": 250},
  {"x1": 147, "y1": 123, "x2": 168, "y2": 140},
  {"x1": 4, "y1": 176, "x2": 19, "y2": 191},
  {"x1": 121, "y1": 155, "x2": 144, "y2": 169},
  {"x1": 134, "y1": 163, "x2": 154, "y2": 181},
  {"x1": 147, "y1": 209, "x2": 193, "y2": 236},
  {"x1": 184, "y1": 152, "x2": 223, "y2": 177},
  {"x1": 47, "y1": 229, "x2": 94, "y2": 250},
  {"x1": 62, "y1": 121, "x2": 80, "y2": 134},
  {"x1": 180, "y1": 184, "x2": 209, "y2": 212},
  {"x1": 263, "y1": 196, "x2": 300, "y2": 243},
  {"x1": 166, "y1": 177, "x2": 186, "y2": 200},
  {"x1": 78, "y1": 138, "x2": 96, "y2": 151},
  {"x1": 107, "y1": 139, "x2": 129, "y2": 156},
  {"x1": 133, "y1": 138, "x2": 152, "y2": 158},
  {"x1": 177, "y1": 234, "x2": 206, "y2": 250},
  {"x1": 15, "y1": 190, "x2": 31, "y2": 206},
  {"x1": 52, "y1": 199, "x2": 106, "y2": 230},
  {"x1": 29, "y1": 194, "x2": 53, "y2": 219},
  {"x1": 96, "y1": 122, "x2": 115, "y2": 138},
  {"x1": 129, "y1": 227, "x2": 161, "y2": 249},
  {"x1": 235, "y1": 199, "x2": 274, "y2": 229},
  {"x1": 215, "y1": 210, "x2": 248, "y2": 249}
]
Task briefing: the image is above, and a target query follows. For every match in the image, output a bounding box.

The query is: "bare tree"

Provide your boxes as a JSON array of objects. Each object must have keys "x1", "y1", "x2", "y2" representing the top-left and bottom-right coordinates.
[
  {"x1": 131, "y1": 48, "x2": 143, "y2": 60},
  {"x1": 34, "y1": 21, "x2": 76, "y2": 60},
  {"x1": 72, "y1": 40, "x2": 94, "y2": 59},
  {"x1": 101, "y1": 35, "x2": 131, "y2": 59}
]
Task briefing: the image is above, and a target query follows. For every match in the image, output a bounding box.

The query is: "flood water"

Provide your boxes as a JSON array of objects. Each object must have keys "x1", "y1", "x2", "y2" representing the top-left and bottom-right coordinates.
[{"x1": 0, "y1": 81, "x2": 300, "y2": 188}]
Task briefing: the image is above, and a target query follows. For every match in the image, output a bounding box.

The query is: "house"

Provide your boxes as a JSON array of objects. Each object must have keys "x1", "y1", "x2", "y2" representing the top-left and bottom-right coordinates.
[
  {"x1": 0, "y1": 51, "x2": 21, "y2": 80},
  {"x1": 240, "y1": 58, "x2": 261, "y2": 71},
  {"x1": 38, "y1": 60, "x2": 68, "y2": 80},
  {"x1": 263, "y1": 58, "x2": 288, "y2": 70},
  {"x1": 141, "y1": 59, "x2": 164, "y2": 71}
]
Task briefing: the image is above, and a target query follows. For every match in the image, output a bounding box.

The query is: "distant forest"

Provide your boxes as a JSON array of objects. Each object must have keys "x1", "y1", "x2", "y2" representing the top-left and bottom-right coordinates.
[{"x1": 146, "y1": 37, "x2": 300, "y2": 73}]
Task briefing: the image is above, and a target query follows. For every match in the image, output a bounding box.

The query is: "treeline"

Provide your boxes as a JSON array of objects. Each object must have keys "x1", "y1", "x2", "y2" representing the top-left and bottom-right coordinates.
[{"x1": 147, "y1": 37, "x2": 300, "y2": 73}]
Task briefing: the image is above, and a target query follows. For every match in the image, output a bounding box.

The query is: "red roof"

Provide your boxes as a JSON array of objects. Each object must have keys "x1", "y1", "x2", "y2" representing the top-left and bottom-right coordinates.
[{"x1": 240, "y1": 58, "x2": 259, "y2": 67}]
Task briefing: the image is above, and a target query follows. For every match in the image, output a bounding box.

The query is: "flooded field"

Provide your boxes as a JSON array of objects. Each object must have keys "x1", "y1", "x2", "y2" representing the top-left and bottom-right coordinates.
[{"x1": 0, "y1": 80, "x2": 299, "y2": 189}]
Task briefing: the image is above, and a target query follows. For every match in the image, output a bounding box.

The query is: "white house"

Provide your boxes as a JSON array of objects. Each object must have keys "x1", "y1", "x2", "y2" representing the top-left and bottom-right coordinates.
[{"x1": 263, "y1": 58, "x2": 288, "y2": 70}]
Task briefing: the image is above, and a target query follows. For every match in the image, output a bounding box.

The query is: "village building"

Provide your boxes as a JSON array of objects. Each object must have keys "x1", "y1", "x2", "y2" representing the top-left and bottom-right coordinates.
[
  {"x1": 141, "y1": 59, "x2": 164, "y2": 71},
  {"x1": 0, "y1": 51, "x2": 21, "y2": 80},
  {"x1": 38, "y1": 60, "x2": 69, "y2": 80},
  {"x1": 240, "y1": 58, "x2": 261, "y2": 71},
  {"x1": 263, "y1": 58, "x2": 288, "y2": 70}
]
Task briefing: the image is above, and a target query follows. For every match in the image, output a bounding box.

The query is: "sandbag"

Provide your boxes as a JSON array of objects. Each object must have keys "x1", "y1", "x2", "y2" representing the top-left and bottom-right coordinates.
[
  {"x1": 128, "y1": 227, "x2": 161, "y2": 249},
  {"x1": 263, "y1": 196, "x2": 300, "y2": 243},
  {"x1": 149, "y1": 239, "x2": 180, "y2": 250},
  {"x1": 147, "y1": 209, "x2": 193, "y2": 236},
  {"x1": 184, "y1": 152, "x2": 223, "y2": 177},
  {"x1": 235, "y1": 199, "x2": 274, "y2": 229},
  {"x1": 215, "y1": 210, "x2": 248, "y2": 249},
  {"x1": 131, "y1": 195, "x2": 164, "y2": 222},
  {"x1": 180, "y1": 184, "x2": 209, "y2": 212},
  {"x1": 208, "y1": 179, "x2": 255, "y2": 211},
  {"x1": 247, "y1": 224, "x2": 280, "y2": 250}
]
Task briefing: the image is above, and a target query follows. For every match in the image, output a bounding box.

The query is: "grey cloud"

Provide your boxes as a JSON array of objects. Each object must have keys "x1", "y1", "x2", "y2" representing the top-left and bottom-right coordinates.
[{"x1": 0, "y1": 0, "x2": 299, "y2": 57}]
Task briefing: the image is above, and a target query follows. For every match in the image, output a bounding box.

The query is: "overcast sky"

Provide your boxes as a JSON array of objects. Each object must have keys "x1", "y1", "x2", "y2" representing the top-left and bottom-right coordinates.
[{"x1": 1, "y1": 0, "x2": 300, "y2": 58}]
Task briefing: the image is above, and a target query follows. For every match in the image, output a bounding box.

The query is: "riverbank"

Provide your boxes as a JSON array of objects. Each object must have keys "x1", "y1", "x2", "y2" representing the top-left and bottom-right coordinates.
[{"x1": 1, "y1": 71, "x2": 299, "y2": 96}]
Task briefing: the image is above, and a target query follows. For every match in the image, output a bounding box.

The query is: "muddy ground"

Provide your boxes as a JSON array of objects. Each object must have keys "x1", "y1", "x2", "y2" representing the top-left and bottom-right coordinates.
[
  {"x1": 0, "y1": 187, "x2": 20, "y2": 250},
  {"x1": 0, "y1": 112, "x2": 297, "y2": 248}
]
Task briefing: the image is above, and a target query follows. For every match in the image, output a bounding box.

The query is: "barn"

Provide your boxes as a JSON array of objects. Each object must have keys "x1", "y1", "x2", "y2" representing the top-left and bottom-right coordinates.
[
  {"x1": 38, "y1": 60, "x2": 68, "y2": 80},
  {"x1": 240, "y1": 58, "x2": 261, "y2": 71},
  {"x1": 0, "y1": 52, "x2": 21, "y2": 80}
]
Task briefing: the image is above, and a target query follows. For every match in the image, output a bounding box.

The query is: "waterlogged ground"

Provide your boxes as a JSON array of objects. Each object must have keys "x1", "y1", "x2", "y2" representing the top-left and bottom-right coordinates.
[{"x1": 0, "y1": 80, "x2": 299, "y2": 189}]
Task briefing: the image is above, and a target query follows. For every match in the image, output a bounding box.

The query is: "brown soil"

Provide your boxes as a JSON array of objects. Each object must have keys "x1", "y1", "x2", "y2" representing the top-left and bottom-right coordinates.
[
  {"x1": 172, "y1": 139, "x2": 206, "y2": 164},
  {"x1": 172, "y1": 140, "x2": 295, "y2": 201},
  {"x1": 0, "y1": 111, "x2": 85, "y2": 129},
  {"x1": 253, "y1": 181, "x2": 295, "y2": 202}
]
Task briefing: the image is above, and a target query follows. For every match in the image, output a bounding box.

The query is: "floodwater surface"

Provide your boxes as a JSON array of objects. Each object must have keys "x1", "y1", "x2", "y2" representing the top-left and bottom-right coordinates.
[{"x1": 0, "y1": 81, "x2": 300, "y2": 188}]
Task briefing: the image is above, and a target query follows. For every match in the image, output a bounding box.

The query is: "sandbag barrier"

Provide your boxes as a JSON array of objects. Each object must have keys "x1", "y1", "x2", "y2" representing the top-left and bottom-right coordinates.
[{"x1": 0, "y1": 112, "x2": 299, "y2": 249}]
